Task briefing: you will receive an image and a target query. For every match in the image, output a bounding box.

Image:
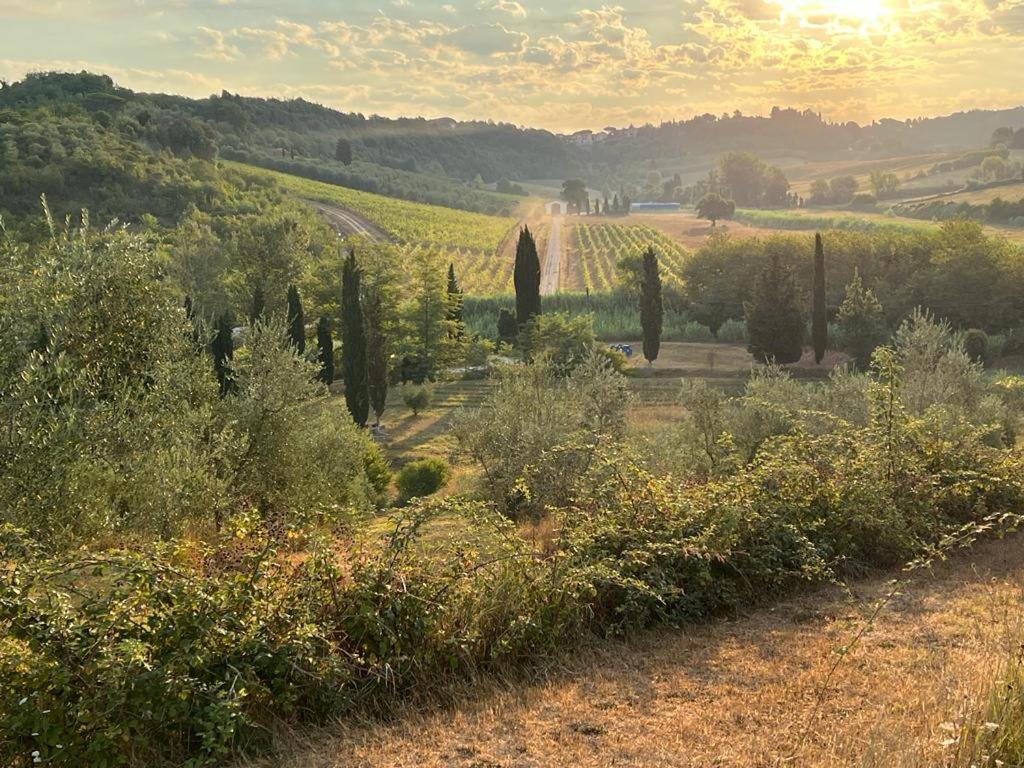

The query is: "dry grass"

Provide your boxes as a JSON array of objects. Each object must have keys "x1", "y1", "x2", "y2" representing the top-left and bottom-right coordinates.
[{"x1": 248, "y1": 535, "x2": 1024, "y2": 768}]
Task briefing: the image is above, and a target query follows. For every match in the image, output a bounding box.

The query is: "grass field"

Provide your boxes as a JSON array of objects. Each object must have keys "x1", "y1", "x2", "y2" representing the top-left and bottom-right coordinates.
[{"x1": 782, "y1": 152, "x2": 952, "y2": 197}]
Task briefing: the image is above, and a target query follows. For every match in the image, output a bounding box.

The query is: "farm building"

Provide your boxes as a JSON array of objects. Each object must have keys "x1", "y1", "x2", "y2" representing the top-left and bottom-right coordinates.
[{"x1": 545, "y1": 200, "x2": 565, "y2": 216}]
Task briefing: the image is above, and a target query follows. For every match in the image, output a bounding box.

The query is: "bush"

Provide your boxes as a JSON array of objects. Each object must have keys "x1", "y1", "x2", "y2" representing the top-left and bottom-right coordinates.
[
  {"x1": 716, "y1": 319, "x2": 748, "y2": 343},
  {"x1": 396, "y1": 458, "x2": 450, "y2": 502},
  {"x1": 963, "y1": 328, "x2": 989, "y2": 364},
  {"x1": 402, "y1": 383, "x2": 433, "y2": 416}
]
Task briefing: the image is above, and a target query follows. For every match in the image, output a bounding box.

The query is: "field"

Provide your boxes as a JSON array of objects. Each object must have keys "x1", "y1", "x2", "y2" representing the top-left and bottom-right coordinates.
[
  {"x1": 229, "y1": 161, "x2": 519, "y2": 254},
  {"x1": 568, "y1": 221, "x2": 690, "y2": 291},
  {"x1": 781, "y1": 152, "x2": 952, "y2": 197}
]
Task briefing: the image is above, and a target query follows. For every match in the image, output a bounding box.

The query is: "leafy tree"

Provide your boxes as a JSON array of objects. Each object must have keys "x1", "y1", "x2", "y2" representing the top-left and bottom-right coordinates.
[
  {"x1": 811, "y1": 233, "x2": 827, "y2": 364},
  {"x1": 640, "y1": 247, "x2": 663, "y2": 364},
  {"x1": 316, "y1": 315, "x2": 334, "y2": 385},
  {"x1": 829, "y1": 175, "x2": 858, "y2": 204},
  {"x1": 745, "y1": 254, "x2": 805, "y2": 364},
  {"x1": 869, "y1": 171, "x2": 901, "y2": 198},
  {"x1": 341, "y1": 250, "x2": 369, "y2": 427},
  {"x1": 286, "y1": 284, "x2": 305, "y2": 353},
  {"x1": 403, "y1": 247, "x2": 457, "y2": 375},
  {"x1": 514, "y1": 226, "x2": 542, "y2": 327},
  {"x1": 358, "y1": 242, "x2": 402, "y2": 424},
  {"x1": 836, "y1": 269, "x2": 887, "y2": 369},
  {"x1": 809, "y1": 179, "x2": 831, "y2": 205},
  {"x1": 365, "y1": 292, "x2": 389, "y2": 426},
  {"x1": 696, "y1": 193, "x2": 735, "y2": 226},
  {"x1": 335, "y1": 137, "x2": 353, "y2": 165},
  {"x1": 497, "y1": 308, "x2": 518, "y2": 345},
  {"x1": 212, "y1": 311, "x2": 235, "y2": 397},
  {"x1": 561, "y1": 179, "x2": 588, "y2": 213},
  {"x1": 519, "y1": 313, "x2": 596, "y2": 373},
  {"x1": 402, "y1": 382, "x2": 432, "y2": 416}
]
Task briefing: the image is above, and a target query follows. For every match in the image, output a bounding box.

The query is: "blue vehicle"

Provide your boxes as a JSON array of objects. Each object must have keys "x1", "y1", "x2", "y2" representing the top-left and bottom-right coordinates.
[{"x1": 609, "y1": 343, "x2": 633, "y2": 358}]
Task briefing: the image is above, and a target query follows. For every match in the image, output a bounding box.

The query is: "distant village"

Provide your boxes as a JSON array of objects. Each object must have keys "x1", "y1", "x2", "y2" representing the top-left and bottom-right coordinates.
[{"x1": 564, "y1": 125, "x2": 641, "y2": 146}]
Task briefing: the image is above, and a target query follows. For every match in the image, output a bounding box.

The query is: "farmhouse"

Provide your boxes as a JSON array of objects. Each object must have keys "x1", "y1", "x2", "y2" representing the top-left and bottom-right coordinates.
[{"x1": 545, "y1": 200, "x2": 565, "y2": 216}]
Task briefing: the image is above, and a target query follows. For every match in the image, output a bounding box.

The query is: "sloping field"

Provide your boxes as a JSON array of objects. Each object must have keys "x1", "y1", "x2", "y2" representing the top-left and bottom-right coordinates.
[{"x1": 227, "y1": 161, "x2": 518, "y2": 253}]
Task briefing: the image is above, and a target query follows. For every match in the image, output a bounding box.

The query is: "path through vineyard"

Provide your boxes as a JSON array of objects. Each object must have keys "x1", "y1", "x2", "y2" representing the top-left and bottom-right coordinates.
[
  {"x1": 540, "y1": 214, "x2": 562, "y2": 295},
  {"x1": 270, "y1": 535, "x2": 1024, "y2": 768},
  {"x1": 308, "y1": 200, "x2": 383, "y2": 241}
]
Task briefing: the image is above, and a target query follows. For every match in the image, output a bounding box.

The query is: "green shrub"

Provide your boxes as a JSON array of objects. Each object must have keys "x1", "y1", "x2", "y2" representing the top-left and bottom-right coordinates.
[
  {"x1": 963, "y1": 328, "x2": 989, "y2": 364},
  {"x1": 396, "y1": 458, "x2": 450, "y2": 502},
  {"x1": 402, "y1": 383, "x2": 433, "y2": 416}
]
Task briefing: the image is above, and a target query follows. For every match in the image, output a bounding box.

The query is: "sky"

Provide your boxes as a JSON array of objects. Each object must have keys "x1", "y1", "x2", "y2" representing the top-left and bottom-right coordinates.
[{"x1": 1, "y1": 0, "x2": 1023, "y2": 132}]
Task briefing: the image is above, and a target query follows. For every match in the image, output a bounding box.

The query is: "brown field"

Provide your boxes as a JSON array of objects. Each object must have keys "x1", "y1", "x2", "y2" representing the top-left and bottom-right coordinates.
[
  {"x1": 781, "y1": 153, "x2": 952, "y2": 197},
  {"x1": 254, "y1": 530, "x2": 1024, "y2": 768},
  {"x1": 611, "y1": 211, "x2": 779, "y2": 249},
  {"x1": 921, "y1": 181, "x2": 1024, "y2": 206}
]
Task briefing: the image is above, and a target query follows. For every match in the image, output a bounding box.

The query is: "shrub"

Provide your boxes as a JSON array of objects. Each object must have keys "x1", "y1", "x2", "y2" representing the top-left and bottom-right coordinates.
[
  {"x1": 396, "y1": 458, "x2": 450, "y2": 502},
  {"x1": 963, "y1": 328, "x2": 989, "y2": 364},
  {"x1": 402, "y1": 383, "x2": 433, "y2": 416},
  {"x1": 716, "y1": 319, "x2": 747, "y2": 343}
]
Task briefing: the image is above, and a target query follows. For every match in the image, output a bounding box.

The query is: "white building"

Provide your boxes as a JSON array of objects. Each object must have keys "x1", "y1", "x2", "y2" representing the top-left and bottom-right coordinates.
[{"x1": 544, "y1": 200, "x2": 565, "y2": 216}]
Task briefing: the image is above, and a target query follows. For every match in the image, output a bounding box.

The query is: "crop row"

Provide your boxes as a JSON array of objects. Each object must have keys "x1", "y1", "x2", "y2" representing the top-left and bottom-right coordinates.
[{"x1": 572, "y1": 223, "x2": 689, "y2": 292}]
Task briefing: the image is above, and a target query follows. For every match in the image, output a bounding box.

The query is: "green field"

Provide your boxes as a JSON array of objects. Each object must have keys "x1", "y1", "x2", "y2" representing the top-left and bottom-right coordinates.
[{"x1": 229, "y1": 161, "x2": 519, "y2": 254}]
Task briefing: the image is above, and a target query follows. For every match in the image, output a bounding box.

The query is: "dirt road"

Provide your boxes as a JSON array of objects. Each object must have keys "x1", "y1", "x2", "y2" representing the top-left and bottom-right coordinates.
[
  {"x1": 266, "y1": 535, "x2": 1024, "y2": 768},
  {"x1": 540, "y1": 215, "x2": 561, "y2": 295},
  {"x1": 306, "y1": 200, "x2": 383, "y2": 241}
]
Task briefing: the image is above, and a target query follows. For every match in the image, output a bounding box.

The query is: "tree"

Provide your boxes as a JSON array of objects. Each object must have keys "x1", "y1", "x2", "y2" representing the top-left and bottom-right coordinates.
[
  {"x1": 341, "y1": 250, "x2": 369, "y2": 427},
  {"x1": 497, "y1": 308, "x2": 518, "y2": 345},
  {"x1": 365, "y1": 292, "x2": 389, "y2": 426},
  {"x1": 696, "y1": 193, "x2": 735, "y2": 226},
  {"x1": 808, "y1": 179, "x2": 831, "y2": 205},
  {"x1": 640, "y1": 247, "x2": 663, "y2": 365},
  {"x1": 836, "y1": 269, "x2": 887, "y2": 369},
  {"x1": 316, "y1": 316, "x2": 334, "y2": 385},
  {"x1": 869, "y1": 171, "x2": 900, "y2": 198},
  {"x1": 514, "y1": 226, "x2": 542, "y2": 327},
  {"x1": 561, "y1": 179, "x2": 588, "y2": 213},
  {"x1": 250, "y1": 282, "x2": 265, "y2": 321},
  {"x1": 829, "y1": 175, "x2": 858, "y2": 204},
  {"x1": 358, "y1": 242, "x2": 402, "y2": 425},
  {"x1": 335, "y1": 137, "x2": 353, "y2": 165},
  {"x1": 811, "y1": 233, "x2": 827, "y2": 365},
  {"x1": 212, "y1": 311, "x2": 234, "y2": 397},
  {"x1": 286, "y1": 284, "x2": 305, "y2": 354},
  {"x1": 446, "y1": 263, "x2": 464, "y2": 337},
  {"x1": 745, "y1": 254, "x2": 804, "y2": 365},
  {"x1": 403, "y1": 247, "x2": 456, "y2": 375}
]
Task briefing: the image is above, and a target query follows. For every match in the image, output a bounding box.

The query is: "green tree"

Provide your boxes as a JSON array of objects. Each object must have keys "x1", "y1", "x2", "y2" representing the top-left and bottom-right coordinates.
[
  {"x1": 446, "y1": 263, "x2": 464, "y2": 337},
  {"x1": 640, "y1": 247, "x2": 663, "y2": 365},
  {"x1": 335, "y1": 137, "x2": 353, "y2": 165},
  {"x1": 869, "y1": 171, "x2": 900, "y2": 198},
  {"x1": 561, "y1": 179, "x2": 588, "y2": 213},
  {"x1": 359, "y1": 242, "x2": 402, "y2": 425},
  {"x1": 811, "y1": 233, "x2": 828, "y2": 364},
  {"x1": 341, "y1": 250, "x2": 369, "y2": 427},
  {"x1": 250, "y1": 282, "x2": 265, "y2": 321},
  {"x1": 836, "y1": 269, "x2": 887, "y2": 369},
  {"x1": 514, "y1": 226, "x2": 542, "y2": 327},
  {"x1": 365, "y1": 291, "x2": 389, "y2": 426},
  {"x1": 286, "y1": 284, "x2": 305, "y2": 354},
  {"x1": 402, "y1": 247, "x2": 457, "y2": 375},
  {"x1": 745, "y1": 254, "x2": 805, "y2": 365},
  {"x1": 316, "y1": 315, "x2": 334, "y2": 385},
  {"x1": 212, "y1": 311, "x2": 235, "y2": 397},
  {"x1": 696, "y1": 193, "x2": 735, "y2": 226},
  {"x1": 829, "y1": 175, "x2": 858, "y2": 204}
]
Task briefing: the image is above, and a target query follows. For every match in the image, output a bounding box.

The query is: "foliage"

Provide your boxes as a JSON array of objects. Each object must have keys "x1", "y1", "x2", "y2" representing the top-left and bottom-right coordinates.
[
  {"x1": 812, "y1": 233, "x2": 828, "y2": 364},
  {"x1": 836, "y1": 270, "x2": 887, "y2": 369},
  {"x1": 696, "y1": 193, "x2": 736, "y2": 226},
  {"x1": 286, "y1": 285, "x2": 305, "y2": 354},
  {"x1": 640, "y1": 247, "x2": 663, "y2": 364},
  {"x1": 401, "y1": 382, "x2": 433, "y2": 416},
  {"x1": 514, "y1": 226, "x2": 542, "y2": 327},
  {"x1": 519, "y1": 313, "x2": 597, "y2": 373},
  {"x1": 396, "y1": 458, "x2": 451, "y2": 503},
  {"x1": 963, "y1": 328, "x2": 989, "y2": 364},
  {"x1": 745, "y1": 253, "x2": 805, "y2": 364},
  {"x1": 341, "y1": 251, "x2": 369, "y2": 427},
  {"x1": 316, "y1": 316, "x2": 335, "y2": 385}
]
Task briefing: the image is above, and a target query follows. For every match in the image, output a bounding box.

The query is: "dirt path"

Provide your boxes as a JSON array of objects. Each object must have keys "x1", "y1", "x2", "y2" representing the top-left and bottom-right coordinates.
[
  {"x1": 268, "y1": 535, "x2": 1024, "y2": 768},
  {"x1": 306, "y1": 200, "x2": 383, "y2": 241},
  {"x1": 540, "y1": 215, "x2": 562, "y2": 295}
]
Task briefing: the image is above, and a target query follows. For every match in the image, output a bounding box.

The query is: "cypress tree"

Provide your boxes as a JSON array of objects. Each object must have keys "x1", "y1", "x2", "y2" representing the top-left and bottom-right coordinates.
[
  {"x1": 341, "y1": 250, "x2": 369, "y2": 427},
  {"x1": 513, "y1": 226, "x2": 541, "y2": 328},
  {"x1": 446, "y1": 263, "x2": 464, "y2": 337},
  {"x1": 745, "y1": 254, "x2": 805, "y2": 365},
  {"x1": 183, "y1": 296, "x2": 202, "y2": 349},
  {"x1": 316, "y1": 316, "x2": 334, "y2": 386},
  {"x1": 365, "y1": 292, "x2": 389, "y2": 426},
  {"x1": 212, "y1": 310, "x2": 234, "y2": 397},
  {"x1": 640, "y1": 247, "x2": 663, "y2": 364},
  {"x1": 287, "y1": 284, "x2": 305, "y2": 354},
  {"x1": 250, "y1": 283, "x2": 265, "y2": 322},
  {"x1": 811, "y1": 232, "x2": 828, "y2": 364}
]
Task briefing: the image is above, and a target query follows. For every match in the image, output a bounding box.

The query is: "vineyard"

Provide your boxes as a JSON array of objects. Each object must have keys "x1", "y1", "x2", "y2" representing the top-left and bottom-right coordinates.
[
  {"x1": 228, "y1": 161, "x2": 518, "y2": 254},
  {"x1": 571, "y1": 222, "x2": 689, "y2": 291}
]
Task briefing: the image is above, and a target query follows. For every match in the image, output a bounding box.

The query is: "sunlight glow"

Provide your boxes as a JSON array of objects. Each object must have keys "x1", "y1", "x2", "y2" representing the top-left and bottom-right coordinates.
[{"x1": 775, "y1": 0, "x2": 890, "y2": 30}]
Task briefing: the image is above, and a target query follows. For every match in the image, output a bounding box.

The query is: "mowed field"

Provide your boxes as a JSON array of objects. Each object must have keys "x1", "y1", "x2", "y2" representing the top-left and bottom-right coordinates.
[{"x1": 780, "y1": 152, "x2": 953, "y2": 197}]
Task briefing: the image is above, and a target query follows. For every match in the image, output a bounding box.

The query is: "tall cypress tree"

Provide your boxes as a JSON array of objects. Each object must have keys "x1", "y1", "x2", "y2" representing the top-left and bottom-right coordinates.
[
  {"x1": 183, "y1": 296, "x2": 202, "y2": 349},
  {"x1": 513, "y1": 226, "x2": 541, "y2": 328},
  {"x1": 640, "y1": 247, "x2": 663, "y2": 365},
  {"x1": 316, "y1": 316, "x2": 334, "y2": 386},
  {"x1": 341, "y1": 250, "x2": 369, "y2": 427},
  {"x1": 745, "y1": 254, "x2": 805, "y2": 365},
  {"x1": 250, "y1": 283, "x2": 265, "y2": 322},
  {"x1": 212, "y1": 310, "x2": 234, "y2": 397},
  {"x1": 446, "y1": 263, "x2": 464, "y2": 338},
  {"x1": 286, "y1": 284, "x2": 305, "y2": 353},
  {"x1": 812, "y1": 233, "x2": 828, "y2": 364},
  {"x1": 365, "y1": 292, "x2": 389, "y2": 426}
]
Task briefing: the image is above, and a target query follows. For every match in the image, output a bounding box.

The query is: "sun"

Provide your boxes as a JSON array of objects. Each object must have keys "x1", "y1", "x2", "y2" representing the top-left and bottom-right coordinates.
[{"x1": 775, "y1": 0, "x2": 890, "y2": 29}]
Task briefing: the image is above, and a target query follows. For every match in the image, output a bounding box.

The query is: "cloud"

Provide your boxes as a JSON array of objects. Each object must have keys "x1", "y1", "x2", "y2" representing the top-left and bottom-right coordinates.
[
  {"x1": 437, "y1": 23, "x2": 528, "y2": 56},
  {"x1": 195, "y1": 26, "x2": 240, "y2": 62}
]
